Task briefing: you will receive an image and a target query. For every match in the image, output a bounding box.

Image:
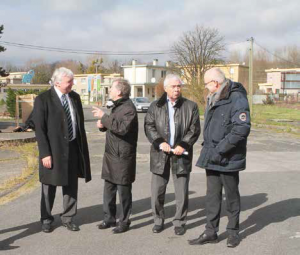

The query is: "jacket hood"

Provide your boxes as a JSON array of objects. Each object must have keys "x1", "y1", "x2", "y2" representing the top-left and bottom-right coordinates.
[{"x1": 219, "y1": 80, "x2": 247, "y2": 101}]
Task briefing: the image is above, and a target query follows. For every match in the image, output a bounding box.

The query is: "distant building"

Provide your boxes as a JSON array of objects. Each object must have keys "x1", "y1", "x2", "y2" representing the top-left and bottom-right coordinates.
[
  {"x1": 0, "y1": 84, "x2": 51, "y2": 101},
  {"x1": 122, "y1": 59, "x2": 172, "y2": 101},
  {"x1": 258, "y1": 68, "x2": 300, "y2": 94},
  {"x1": 72, "y1": 73, "x2": 122, "y2": 104},
  {"x1": 216, "y1": 64, "x2": 249, "y2": 91},
  {"x1": 0, "y1": 72, "x2": 27, "y2": 85}
]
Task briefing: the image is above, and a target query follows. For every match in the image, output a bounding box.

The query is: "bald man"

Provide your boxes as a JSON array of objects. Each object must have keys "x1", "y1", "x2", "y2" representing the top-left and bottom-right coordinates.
[{"x1": 189, "y1": 68, "x2": 251, "y2": 248}]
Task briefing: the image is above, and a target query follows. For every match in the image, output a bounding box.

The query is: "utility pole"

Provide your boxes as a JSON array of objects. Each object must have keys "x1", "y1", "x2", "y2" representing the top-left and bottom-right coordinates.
[{"x1": 247, "y1": 37, "x2": 254, "y2": 116}]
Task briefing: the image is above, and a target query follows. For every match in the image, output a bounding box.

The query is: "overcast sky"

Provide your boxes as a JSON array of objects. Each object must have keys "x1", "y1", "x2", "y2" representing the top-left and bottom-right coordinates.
[{"x1": 0, "y1": 0, "x2": 300, "y2": 67}]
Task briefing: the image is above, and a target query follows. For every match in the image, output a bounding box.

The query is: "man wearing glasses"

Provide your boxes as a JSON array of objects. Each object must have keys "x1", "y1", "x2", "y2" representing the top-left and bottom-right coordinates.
[
  {"x1": 144, "y1": 74, "x2": 200, "y2": 236},
  {"x1": 189, "y1": 68, "x2": 251, "y2": 248}
]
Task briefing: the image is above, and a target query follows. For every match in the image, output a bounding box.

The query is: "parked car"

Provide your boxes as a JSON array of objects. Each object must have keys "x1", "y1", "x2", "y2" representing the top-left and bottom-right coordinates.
[{"x1": 131, "y1": 97, "x2": 151, "y2": 112}]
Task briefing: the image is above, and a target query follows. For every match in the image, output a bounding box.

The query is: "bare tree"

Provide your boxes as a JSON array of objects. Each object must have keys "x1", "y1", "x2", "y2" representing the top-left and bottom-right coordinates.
[{"x1": 172, "y1": 25, "x2": 225, "y2": 104}]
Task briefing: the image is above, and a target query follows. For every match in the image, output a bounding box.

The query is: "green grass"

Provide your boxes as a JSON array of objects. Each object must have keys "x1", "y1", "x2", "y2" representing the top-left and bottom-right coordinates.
[
  {"x1": 251, "y1": 104, "x2": 300, "y2": 135},
  {"x1": 252, "y1": 105, "x2": 300, "y2": 123}
]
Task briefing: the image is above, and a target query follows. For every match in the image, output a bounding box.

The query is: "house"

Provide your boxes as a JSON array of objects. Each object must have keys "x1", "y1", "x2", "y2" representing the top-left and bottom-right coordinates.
[
  {"x1": 72, "y1": 73, "x2": 122, "y2": 104},
  {"x1": 0, "y1": 72, "x2": 27, "y2": 85},
  {"x1": 258, "y1": 68, "x2": 300, "y2": 94},
  {"x1": 122, "y1": 59, "x2": 172, "y2": 101}
]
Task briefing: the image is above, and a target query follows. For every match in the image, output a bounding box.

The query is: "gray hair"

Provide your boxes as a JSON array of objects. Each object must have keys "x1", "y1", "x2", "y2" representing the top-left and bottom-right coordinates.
[
  {"x1": 112, "y1": 78, "x2": 131, "y2": 98},
  {"x1": 205, "y1": 68, "x2": 226, "y2": 84},
  {"x1": 164, "y1": 74, "x2": 183, "y2": 88},
  {"x1": 50, "y1": 67, "x2": 74, "y2": 86}
]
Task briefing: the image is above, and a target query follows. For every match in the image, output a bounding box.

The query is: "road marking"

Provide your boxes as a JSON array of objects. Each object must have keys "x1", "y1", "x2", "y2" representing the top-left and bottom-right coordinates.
[{"x1": 289, "y1": 232, "x2": 300, "y2": 239}]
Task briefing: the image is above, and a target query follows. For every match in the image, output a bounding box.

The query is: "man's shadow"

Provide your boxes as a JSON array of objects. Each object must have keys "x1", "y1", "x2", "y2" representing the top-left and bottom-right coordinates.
[
  {"x1": 239, "y1": 198, "x2": 300, "y2": 240},
  {"x1": 1, "y1": 192, "x2": 294, "y2": 251}
]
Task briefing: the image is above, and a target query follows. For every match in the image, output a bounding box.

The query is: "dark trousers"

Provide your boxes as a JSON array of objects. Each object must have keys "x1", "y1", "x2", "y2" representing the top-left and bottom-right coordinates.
[
  {"x1": 103, "y1": 180, "x2": 132, "y2": 226},
  {"x1": 151, "y1": 156, "x2": 190, "y2": 227},
  {"x1": 40, "y1": 139, "x2": 79, "y2": 224},
  {"x1": 205, "y1": 169, "x2": 240, "y2": 235}
]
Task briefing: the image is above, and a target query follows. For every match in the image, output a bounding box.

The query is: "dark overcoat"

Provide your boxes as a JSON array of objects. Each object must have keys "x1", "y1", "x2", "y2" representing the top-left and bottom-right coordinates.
[
  {"x1": 196, "y1": 80, "x2": 251, "y2": 172},
  {"x1": 100, "y1": 98, "x2": 138, "y2": 185},
  {"x1": 33, "y1": 87, "x2": 91, "y2": 186},
  {"x1": 144, "y1": 93, "x2": 201, "y2": 175}
]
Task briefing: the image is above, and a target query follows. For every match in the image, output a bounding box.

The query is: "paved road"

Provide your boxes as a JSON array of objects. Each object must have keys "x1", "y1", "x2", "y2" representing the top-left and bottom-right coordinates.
[{"x1": 1, "y1": 105, "x2": 300, "y2": 254}]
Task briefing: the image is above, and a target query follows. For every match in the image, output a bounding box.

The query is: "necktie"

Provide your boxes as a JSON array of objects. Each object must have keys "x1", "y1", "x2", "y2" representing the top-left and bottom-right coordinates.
[{"x1": 62, "y1": 94, "x2": 73, "y2": 140}]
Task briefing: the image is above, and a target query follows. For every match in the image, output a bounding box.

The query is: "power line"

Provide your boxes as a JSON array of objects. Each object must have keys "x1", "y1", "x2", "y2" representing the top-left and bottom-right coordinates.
[
  {"x1": 0, "y1": 40, "x2": 174, "y2": 56},
  {"x1": 254, "y1": 41, "x2": 299, "y2": 66}
]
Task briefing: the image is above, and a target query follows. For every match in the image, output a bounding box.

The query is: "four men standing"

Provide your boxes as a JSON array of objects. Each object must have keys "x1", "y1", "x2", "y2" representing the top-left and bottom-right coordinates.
[
  {"x1": 34, "y1": 66, "x2": 250, "y2": 248},
  {"x1": 144, "y1": 74, "x2": 201, "y2": 236}
]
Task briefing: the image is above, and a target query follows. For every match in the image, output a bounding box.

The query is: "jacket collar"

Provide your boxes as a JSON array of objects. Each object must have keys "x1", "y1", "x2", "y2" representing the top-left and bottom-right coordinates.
[{"x1": 156, "y1": 92, "x2": 184, "y2": 108}]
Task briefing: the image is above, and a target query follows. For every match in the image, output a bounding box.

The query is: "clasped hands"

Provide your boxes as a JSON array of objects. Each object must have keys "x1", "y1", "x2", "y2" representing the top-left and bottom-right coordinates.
[{"x1": 160, "y1": 142, "x2": 185, "y2": 155}]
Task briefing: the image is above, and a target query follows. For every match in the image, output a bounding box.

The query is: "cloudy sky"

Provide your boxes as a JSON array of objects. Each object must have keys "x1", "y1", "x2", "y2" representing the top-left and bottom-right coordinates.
[{"x1": 0, "y1": 0, "x2": 299, "y2": 67}]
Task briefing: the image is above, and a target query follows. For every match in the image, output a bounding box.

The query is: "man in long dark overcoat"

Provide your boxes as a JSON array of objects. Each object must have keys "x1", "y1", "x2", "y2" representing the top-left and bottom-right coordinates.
[
  {"x1": 92, "y1": 78, "x2": 138, "y2": 234},
  {"x1": 34, "y1": 67, "x2": 91, "y2": 233}
]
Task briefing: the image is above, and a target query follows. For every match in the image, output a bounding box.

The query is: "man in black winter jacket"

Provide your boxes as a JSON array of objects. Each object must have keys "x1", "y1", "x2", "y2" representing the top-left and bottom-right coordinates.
[
  {"x1": 92, "y1": 78, "x2": 138, "y2": 234},
  {"x1": 189, "y1": 68, "x2": 251, "y2": 248},
  {"x1": 145, "y1": 74, "x2": 200, "y2": 236}
]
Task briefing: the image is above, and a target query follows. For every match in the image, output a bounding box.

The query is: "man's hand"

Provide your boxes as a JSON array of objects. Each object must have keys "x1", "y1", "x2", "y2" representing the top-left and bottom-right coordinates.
[
  {"x1": 42, "y1": 156, "x2": 52, "y2": 169},
  {"x1": 92, "y1": 106, "x2": 105, "y2": 119},
  {"x1": 173, "y1": 145, "x2": 185, "y2": 155},
  {"x1": 97, "y1": 119, "x2": 104, "y2": 128},
  {"x1": 160, "y1": 142, "x2": 171, "y2": 153}
]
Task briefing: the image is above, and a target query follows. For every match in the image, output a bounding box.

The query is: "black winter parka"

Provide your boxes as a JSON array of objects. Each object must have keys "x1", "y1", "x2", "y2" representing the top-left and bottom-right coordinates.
[
  {"x1": 100, "y1": 98, "x2": 138, "y2": 185},
  {"x1": 196, "y1": 80, "x2": 251, "y2": 172},
  {"x1": 144, "y1": 93, "x2": 201, "y2": 175}
]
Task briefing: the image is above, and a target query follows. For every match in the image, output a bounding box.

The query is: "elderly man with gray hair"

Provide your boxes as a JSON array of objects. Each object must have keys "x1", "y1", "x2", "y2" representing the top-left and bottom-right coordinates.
[
  {"x1": 92, "y1": 78, "x2": 138, "y2": 234},
  {"x1": 144, "y1": 74, "x2": 201, "y2": 236},
  {"x1": 189, "y1": 67, "x2": 251, "y2": 248},
  {"x1": 34, "y1": 67, "x2": 91, "y2": 233}
]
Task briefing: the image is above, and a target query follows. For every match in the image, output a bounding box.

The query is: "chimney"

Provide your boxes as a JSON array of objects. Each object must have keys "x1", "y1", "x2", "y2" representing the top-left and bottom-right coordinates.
[
  {"x1": 165, "y1": 61, "x2": 170, "y2": 67},
  {"x1": 132, "y1": 59, "x2": 136, "y2": 66},
  {"x1": 153, "y1": 59, "x2": 158, "y2": 66}
]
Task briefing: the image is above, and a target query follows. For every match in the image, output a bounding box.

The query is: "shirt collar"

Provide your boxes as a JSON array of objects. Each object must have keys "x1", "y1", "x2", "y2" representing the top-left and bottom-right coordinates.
[
  {"x1": 167, "y1": 96, "x2": 177, "y2": 106},
  {"x1": 54, "y1": 86, "x2": 68, "y2": 100}
]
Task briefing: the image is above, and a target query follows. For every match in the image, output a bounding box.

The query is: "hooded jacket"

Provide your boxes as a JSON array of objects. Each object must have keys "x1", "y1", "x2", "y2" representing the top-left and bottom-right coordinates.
[{"x1": 196, "y1": 80, "x2": 251, "y2": 172}]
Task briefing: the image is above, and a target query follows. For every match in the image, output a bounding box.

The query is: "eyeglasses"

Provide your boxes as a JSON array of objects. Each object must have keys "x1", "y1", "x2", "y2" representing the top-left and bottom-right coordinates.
[{"x1": 204, "y1": 80, "x2": 216, "y2": 86}]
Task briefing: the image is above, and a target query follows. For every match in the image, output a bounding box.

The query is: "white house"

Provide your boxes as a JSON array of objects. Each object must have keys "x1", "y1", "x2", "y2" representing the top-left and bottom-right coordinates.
[
  {"x1": 258, "y1": 68, "x2": 300, "y2": 94},
  {"x1": 122, "y1": 59, "x2": 172, "y2": 101}
]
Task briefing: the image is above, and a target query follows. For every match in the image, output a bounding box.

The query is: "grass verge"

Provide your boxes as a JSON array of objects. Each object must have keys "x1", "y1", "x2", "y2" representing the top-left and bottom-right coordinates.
[{"x1": 0, "y1": 142, "x2": 39, "y2": 205}]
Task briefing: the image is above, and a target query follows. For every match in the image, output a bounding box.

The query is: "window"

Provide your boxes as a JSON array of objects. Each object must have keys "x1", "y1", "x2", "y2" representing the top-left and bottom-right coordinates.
[
  {"x1": 152, "y1": 69, "x2": 156, "y2": 78},
  {"x1": 161, "y1": 70, "x2": 166, "y2": 78},
  {"x1": 81, "y1": 89, "x2": 86, "y2": 94},
  {"x1": 81, "y1": 78, "x2": 86, "y2": 84}
]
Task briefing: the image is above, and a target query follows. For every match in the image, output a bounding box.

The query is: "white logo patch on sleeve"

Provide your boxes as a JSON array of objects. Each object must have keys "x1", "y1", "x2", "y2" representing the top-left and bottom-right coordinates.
[{"x1": 239, "y1": 113, "x2": 247, "y2": 122}]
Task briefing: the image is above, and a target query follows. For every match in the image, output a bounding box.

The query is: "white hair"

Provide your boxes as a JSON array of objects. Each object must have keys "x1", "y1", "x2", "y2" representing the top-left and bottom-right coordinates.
[
  {"x1": 163, "y1": 74, "x2": 183, "y2": 88},
  {"x1": 205, "y1": 68, "x2": 226, "y2": 84},
  {"x1": 50, "y1": 67, "x2": 74, "y2": 86}
]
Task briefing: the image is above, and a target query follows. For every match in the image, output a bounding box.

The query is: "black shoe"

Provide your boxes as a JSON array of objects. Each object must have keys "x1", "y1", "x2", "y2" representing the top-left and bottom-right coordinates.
[
  {"x1": 152, "y1": 224, "x2": 164, "y2": 233},
  {"x1": 188, "y1": 232, "x2": 218, "y2": 245},
  {"x1": 112, "y1": 225, "x2": 129, "y2": 234},
  {"x1": 97, "y1": 221, "x2": 116, "y2": 229},
  {"x1": 63, "y1": 222, "x2": 80, "y2": 231},
  {"x1": 174, "y1": 226, "x2": 186, "y2": 236},
  {"x1": 41, "y1": 223, "x2": 53, "y2": 233},
  {"x1": 227, "y1": 234, "x2": 240, "y2": 248}
]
